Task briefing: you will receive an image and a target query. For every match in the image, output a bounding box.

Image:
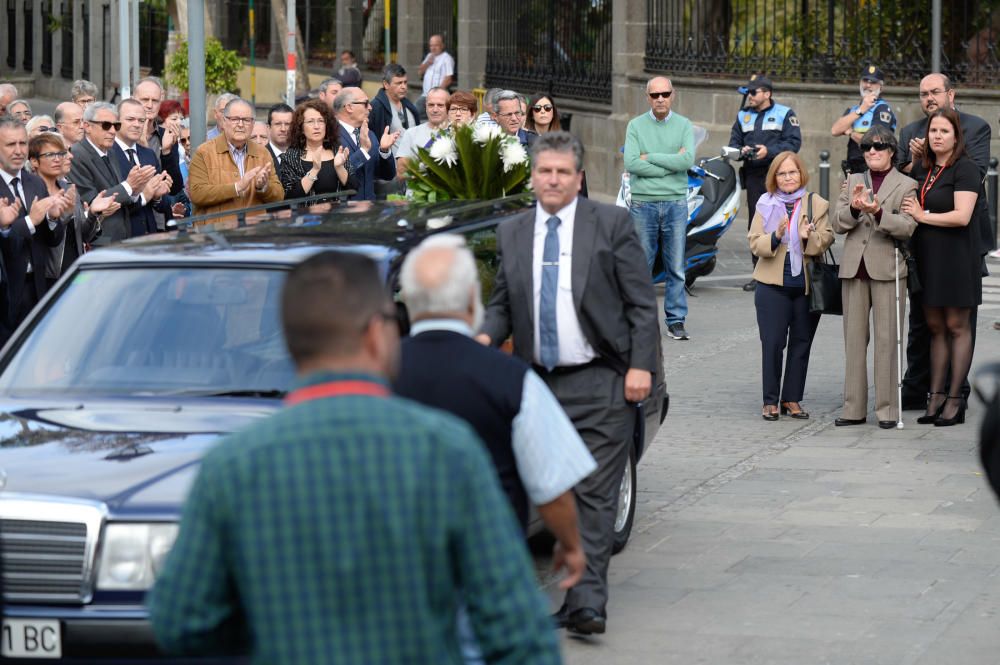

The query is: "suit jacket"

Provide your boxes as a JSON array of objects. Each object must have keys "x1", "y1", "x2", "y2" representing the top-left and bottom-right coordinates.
[
  {"x1": 111, "y1": 142, "x2": 164, "y2": 236},
  {"x1": 339, "y1": 125, "x2": 396, "y2": 201},
  {"x1": 834, "y1": 169, "x2": 918, "y2": 280},
  {"x1": 67, "y1": 139, "x2": 134, "y2": 244},
  {"x1": 898, "y1": 110, "x2": 992, "y2": 256},
  {"x1": 748, "y1": 192, "x2": 834, "y2": 294},
  {"x1": 188, "y1": 134, "x2": 283, "y2": 218},
  {"x1": 266, "y1": 144, "x2": 282, "y2": 170},
  {"x1": 47, "y1": 178, "x2": 101, "y2": 279},
  {"x1": 369, "y1": 89, "x2": 421, "y2": 141},
  {"x1": 0, "y1": 170, "x2": 65, "y2": 314},
  {"x1": 481, "y1": 197, "x2": 659, "y2": 376}
]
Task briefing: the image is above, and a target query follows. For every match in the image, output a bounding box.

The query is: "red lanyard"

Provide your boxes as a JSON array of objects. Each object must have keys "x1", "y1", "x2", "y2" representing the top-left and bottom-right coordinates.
[
  {"x1": 284, "y1": 380, "x2": 389, "y2": 406},
  {"x1": 919, "y1": 164, "x2": 947, "y2": 209}
]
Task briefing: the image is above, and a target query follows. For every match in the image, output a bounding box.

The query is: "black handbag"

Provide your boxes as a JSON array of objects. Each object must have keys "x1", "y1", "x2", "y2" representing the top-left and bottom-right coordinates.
[
  {"x1": 894, "y1": 240, "x2": 922, "y2": 296},
  {"x1": 804, "y1": 194, "x2": 843, "y2": 315}
]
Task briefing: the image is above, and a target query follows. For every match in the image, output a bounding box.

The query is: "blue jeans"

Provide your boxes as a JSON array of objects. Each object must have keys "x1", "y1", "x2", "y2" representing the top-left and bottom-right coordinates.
[{"x1": 630, "y1": 199, "x2": 688, "y2": 325}]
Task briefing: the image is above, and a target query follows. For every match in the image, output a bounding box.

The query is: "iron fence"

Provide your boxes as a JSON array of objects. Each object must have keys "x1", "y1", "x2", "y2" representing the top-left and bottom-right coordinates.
[
  {"x1": 646, "y1": 0, "x2": 1000, "y2": 87},
  {"x1": 485, "y1": 0, "x2": 612, "y2": 103},
  {"x1": 41, "y1": 0, "x2": 52, "y2": 76},
  {"x1": 7, "y1": 0, "x2": 15, "y2": 69},
  {"x1": 138, "y1": 1, "x2": 168, "y2": 75},
  {"x1": 22, "y1": 0, "x2": 32, "y2": 71},
  {"x1": 425, "y1": 0, "x2": 457, "y2": 61},
  {"x1": 60, "y1": 0, "x2": 73, "y2": 78}
]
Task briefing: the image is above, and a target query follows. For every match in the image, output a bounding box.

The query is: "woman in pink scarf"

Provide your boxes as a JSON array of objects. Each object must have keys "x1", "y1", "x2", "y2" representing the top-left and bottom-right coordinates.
[{"x1": 748, "y1": 151, "x2": 834, "y2": 421}]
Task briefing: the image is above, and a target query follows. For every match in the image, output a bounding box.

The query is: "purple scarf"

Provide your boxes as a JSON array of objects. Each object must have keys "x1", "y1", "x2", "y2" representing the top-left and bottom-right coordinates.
[{"x1": 757, "y1": 187, "x2": 806, "y2": 276}]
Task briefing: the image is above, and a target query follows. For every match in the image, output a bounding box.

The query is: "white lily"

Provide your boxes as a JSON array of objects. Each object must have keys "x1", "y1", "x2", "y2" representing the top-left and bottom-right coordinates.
[{"x1": 428, "y1": 136, "x2": 459, "y2": 167}]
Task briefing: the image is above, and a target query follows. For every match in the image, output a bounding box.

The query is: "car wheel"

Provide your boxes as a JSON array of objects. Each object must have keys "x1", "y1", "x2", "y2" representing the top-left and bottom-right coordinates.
[{"x1": 612, "y1": 445, "x2": 637, "y2": 554}]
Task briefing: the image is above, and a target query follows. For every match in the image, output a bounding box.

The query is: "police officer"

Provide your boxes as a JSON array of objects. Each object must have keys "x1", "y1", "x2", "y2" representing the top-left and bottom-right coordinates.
[
  {"x1": 728, "y1": 74, "x2": 802, "y2": 291},
  {"x1": 830, "y1": 65, "x2": 896, "y2": 175}
]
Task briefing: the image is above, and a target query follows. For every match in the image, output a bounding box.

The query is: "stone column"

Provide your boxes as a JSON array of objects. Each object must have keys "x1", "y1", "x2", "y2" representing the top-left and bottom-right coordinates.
[
  {"x1": 32, "y1": 0, "x2": 42, "y2": 79},
  {"x1": 456, "y1": 0, "x2": 486, "y2": 91},
  {"x1": 396, "y1": 0, "x2": 423, "y2": 73}
]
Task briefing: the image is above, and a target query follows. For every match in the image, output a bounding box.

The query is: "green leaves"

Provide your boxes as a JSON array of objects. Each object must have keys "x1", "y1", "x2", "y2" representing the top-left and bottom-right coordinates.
[{"x1": 165, "y1": 37, "x2": 243, "y2": 95}]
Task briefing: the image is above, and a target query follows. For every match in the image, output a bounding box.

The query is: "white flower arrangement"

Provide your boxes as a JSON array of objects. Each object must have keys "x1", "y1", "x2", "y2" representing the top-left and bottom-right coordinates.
[
  {"x1": 428, "y1": 136, "x2": 459, "y2": 167},
  {"x1": 499, "y1": 140, "x2": 529, "y2": 173}
]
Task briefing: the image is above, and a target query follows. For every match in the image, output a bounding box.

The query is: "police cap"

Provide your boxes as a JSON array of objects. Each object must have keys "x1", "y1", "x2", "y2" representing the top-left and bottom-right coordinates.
[
  {"x1": 860, "y1": 65, "x2": 884, "y2": 83},
  {"x1": 737, "y1": 74, "x2": 773, "y2": 95}
]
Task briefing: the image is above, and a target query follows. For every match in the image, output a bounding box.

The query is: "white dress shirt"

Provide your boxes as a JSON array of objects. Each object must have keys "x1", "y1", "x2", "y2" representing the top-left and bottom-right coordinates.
[
  {"x1": 421, "y1": 51, "x2": 455, "y2": 95},
  {"x1": 409, "y1": 318, "x2": 596, "y2": 504},
  {"x1": 531, "y1": 198, "x2": 596, "y2": 367}
]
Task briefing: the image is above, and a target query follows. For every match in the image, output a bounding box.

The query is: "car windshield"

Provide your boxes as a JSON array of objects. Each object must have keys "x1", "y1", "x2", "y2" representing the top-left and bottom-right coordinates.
[{"x1": 0, "y1": 267, "x2": 296, "y2": 397}]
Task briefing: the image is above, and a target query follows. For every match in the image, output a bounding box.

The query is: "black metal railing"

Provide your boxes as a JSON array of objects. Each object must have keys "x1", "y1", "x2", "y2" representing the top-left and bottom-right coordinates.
[
  {"x1": 6, "y1": 0, "x2": 15, "y2": 69},
  {"x1": 425, "y1": 0, "x2": 457, "y2": 66},
  {"x1": 138, "y1": 1, "x2": 168, "y2": 75},
  {"x1": 645, "y1": 0, "x2": 1000, "y2": 88},
  {"x1": 81, "y1": 0, "x2": 90, "y2": 80},
  {"x1": 22, "y1": 0, "x2": 33, "y2": 71},
  {"x1": 485, "y1": 0, "x2": 612, "y2": 104},
  {"x1": 41, "y1": 0, "x2": 52, "y2": 76},
  {"x1": 60, "y1": 0, "x2": 73, "y2": 78}
]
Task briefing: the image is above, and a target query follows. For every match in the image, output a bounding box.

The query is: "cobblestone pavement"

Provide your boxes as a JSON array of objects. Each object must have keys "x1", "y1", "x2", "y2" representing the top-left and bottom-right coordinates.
[{"x1": 542, "y1": 215, "x2": 1000, "y2": 665}]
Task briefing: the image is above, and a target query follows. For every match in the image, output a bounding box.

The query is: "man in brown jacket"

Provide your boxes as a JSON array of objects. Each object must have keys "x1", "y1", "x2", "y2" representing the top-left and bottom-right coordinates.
[{"x1": 188, "y1": 98, "x2": 282, "y2": 220}]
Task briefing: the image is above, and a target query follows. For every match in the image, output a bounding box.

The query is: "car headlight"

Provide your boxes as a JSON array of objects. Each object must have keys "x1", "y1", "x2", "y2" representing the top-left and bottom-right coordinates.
[{"x1": 96, "y1": 523, "x2": 179, "y2": 591}]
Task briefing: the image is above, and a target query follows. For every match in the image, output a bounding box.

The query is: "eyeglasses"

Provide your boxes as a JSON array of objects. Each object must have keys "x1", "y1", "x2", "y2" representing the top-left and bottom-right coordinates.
[
  {"x1": 861, "y1": 142, "x2": 892, "y2": 152},
  {"x1": 179, "y1": 137, "x2": 190, "y2": 145},
  {"x1": 919, "y1": 88, "x2": 948, "y2": 99},
  {"x1": 498, "y1": 111, "x2": 524, "y2": 118},
  {"x1": 303, "y1": 118, "x2": 327, "y2": 126},
  {"x1": 776, "y1": 170, "x2": 800, "y2": 179},
  {"x1": 34, "y1": 126, "x2": 57, "y2": 133},
  {"x1": 648, "y1": 90, "x2": 673, "y2": 99},
  {"x1": 37, "y1": 151, "x2": 68, "y2": 160},
  {"x1": 532, "y1": 104, "x2": 553, "y2": 112},
  {"x1": 226, "y1": 117, "x2": 254, "y2": 125},
  {"x1": 346, "y1": 100, "x2": 372, "y2": 108},
  {"x1": 91, "y1": 121, "x2": 122, "y2": 131}
]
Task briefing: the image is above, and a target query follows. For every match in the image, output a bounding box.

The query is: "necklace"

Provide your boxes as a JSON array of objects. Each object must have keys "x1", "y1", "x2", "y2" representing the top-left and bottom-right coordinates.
[{"x1": 919, "y1": 163, "x2": 948, "y2": 209}]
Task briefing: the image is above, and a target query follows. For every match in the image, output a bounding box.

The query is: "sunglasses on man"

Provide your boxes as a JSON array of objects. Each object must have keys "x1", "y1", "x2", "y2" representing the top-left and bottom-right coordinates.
[
  {"x1": 647, "y1": 90, "x2": 673, "y2": 99},
  {"x1": 90, "y1": 121, "x2": 122, "y2": 131}
]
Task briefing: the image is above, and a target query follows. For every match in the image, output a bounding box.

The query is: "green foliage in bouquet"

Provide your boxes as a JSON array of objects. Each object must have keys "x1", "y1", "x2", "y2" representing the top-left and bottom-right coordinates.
[{"x1": 405, "y1": 123, "x2": 531, "y2": 202}]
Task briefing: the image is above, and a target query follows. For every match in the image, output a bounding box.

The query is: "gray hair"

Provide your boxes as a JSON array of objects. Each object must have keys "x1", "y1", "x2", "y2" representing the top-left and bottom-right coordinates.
[
  {"x1": 71, "y1": 79, "x2": 98, "y2": 99},
  {"x1": 83, "y1": 101, "x2": 118, "y2": 122},
  {"x1": 8, "y1": 99, "x2": 30, "y2": 114},
  {"x1": 0, "y1": 116, "x2": 24, "y2": 132},
  {"x1": 332, "y1": 88, "x2": 359, "y2": 113},
  {"x1": 382, "y1": 63, "x2": 407, "y2": 83},
  {"x1": 25, "y1": 115, "x2": 54, "y2": 133},
  {"x1": 0, "y1": 83, "x2": 17, "y2": 99},
  {"x1": 319, "y1": 77, "x2": 342, "y2": 94},
  {"x1": 215, "y1": 92, "x2": 239, "y2": 112},
  {"x1": 530, "y1": 131, "x2": 585, "y2": 172},
  {"x1": 223, "y1": 97, "x2": 253, "y2": 117},
  {"x1": 483, "y1": 88, "x2": 502, "y2": 111},
  {"x1": 493, "y1": 90, "x2": 520, "y2": 108},
  {"x1": 134, "y1": 76, "x2": 164, "y2": 94},
  {"x1": 399, "y1": 234, "x2": 480, "y2": 319}
]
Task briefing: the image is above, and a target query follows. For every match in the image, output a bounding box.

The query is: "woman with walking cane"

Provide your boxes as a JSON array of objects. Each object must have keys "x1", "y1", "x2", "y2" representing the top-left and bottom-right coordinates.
[{"x1": 834, "y1": 125, "x2": 917, "y2": 428}]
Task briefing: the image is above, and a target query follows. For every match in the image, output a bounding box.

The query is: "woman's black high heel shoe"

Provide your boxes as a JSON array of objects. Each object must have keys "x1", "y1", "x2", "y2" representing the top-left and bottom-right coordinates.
[
  {"x1": 934, "y1": 396, "x2": 966, "y2": 427},
  {"x1": 762, "y1": 405, "x2": 779, "y2": 421},
  {"x1": 780, "y1": 402, "x2": 809, "y2": 419},
  {"x1": 917, "y1": 392, "x2": 947, "y2": 424}
]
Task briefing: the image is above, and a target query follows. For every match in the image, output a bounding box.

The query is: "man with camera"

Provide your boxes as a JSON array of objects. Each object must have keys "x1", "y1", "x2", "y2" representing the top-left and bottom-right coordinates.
[{"x1": 728, "y1": 74, "x2": 802, "y2": 291}]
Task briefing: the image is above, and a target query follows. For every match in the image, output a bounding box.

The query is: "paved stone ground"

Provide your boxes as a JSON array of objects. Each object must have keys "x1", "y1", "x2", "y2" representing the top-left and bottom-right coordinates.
[{"x1": 541, "y1": 215, "x2": 1000, "y2": 665}]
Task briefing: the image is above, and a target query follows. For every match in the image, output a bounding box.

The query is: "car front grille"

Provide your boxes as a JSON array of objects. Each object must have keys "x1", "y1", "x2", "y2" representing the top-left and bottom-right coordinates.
[
  {"x1": 2, "y1": 519, "x2": 89, "y2": 602},
  {"x1": 0, "y1": 497, "x2": 105, "y2": 604}
]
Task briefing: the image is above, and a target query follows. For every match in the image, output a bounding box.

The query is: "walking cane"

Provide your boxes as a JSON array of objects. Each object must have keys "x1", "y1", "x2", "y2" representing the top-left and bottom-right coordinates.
[{"x1": 894, "y1": 246, "x2": 905, "y2": 429}]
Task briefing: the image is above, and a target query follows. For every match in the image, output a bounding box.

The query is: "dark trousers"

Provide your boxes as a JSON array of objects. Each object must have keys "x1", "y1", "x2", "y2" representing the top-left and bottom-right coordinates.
[
  {"x1": 744, "y1": 170, "x2": 767, "y2": 267},
  {"x1": 539, "y1": 362, "x2": 633, "y2": 617},
  {"x1": 755, "y1": 282, "x2": 821, "y2": 404},
  {"x1": 900, "y1": 289, "x2": 976, "y2": 406}
]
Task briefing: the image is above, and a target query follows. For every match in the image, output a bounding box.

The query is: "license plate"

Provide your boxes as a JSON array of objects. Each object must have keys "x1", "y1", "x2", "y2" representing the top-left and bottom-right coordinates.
[{"x1": 1, "y1": 619, "x2": 61, "y2": 658}]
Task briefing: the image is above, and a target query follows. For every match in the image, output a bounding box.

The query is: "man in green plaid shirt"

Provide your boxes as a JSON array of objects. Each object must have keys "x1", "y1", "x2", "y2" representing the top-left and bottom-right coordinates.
[{"x1": 148, "y1": 251, "x2": 561, "y2": 665}]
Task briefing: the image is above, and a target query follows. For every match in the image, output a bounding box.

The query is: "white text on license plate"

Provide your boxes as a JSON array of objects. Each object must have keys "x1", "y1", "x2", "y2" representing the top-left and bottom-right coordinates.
[{"x1": 1, "y1": 619, "x2": 61, "y2": 658}]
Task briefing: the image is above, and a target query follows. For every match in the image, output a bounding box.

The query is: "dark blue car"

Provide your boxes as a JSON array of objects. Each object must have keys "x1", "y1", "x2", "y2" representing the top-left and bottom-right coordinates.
[{"x1": 0, "y1": 196, "x2": 667, "y2": 661}]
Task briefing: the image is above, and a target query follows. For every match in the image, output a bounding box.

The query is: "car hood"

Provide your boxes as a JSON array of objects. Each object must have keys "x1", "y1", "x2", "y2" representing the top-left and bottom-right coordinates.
[{"x1": 0, "y1": 397, "x2": 278, "y2": 512}]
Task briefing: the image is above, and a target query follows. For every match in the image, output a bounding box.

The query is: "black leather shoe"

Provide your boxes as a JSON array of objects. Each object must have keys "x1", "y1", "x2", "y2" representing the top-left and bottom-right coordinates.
[
  {"x1": 878, "y1": 420, "x2": 898, "y2": 429},
  {"x1": 742, "y1": 279, "x2": 757, "y2": 292},
  {"x1": 551, "y1": 605, "x2": 570, "y2": 629},
  {"x1": 565, "y1": 608, "x2": 606, "y2": 635},
  {"x1": 835, "y1": 417, "x2": 866, "y2": 426}
]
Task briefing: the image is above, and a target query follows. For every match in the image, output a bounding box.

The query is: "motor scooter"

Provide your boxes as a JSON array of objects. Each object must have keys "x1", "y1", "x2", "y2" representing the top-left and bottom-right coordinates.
[{"x1": 616, "y1": 128, "x2": 742, "y2": 287}]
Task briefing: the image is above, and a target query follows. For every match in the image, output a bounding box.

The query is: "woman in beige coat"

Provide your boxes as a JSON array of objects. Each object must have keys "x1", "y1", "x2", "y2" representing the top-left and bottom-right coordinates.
[
  {"x1": 749, "y1": 151, "x2": 835, "y2": 421},
  {"x1": 834, "y1": 126, "x2": 917, "y2": 428}
]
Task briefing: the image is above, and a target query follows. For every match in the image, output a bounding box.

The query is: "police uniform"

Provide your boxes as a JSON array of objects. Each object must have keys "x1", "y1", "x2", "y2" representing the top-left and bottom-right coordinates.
[
  {"x1": 728, "y1": 75, "x2": 803, "y2": 236},
  {"x1": 841, "y1": 66, "x2": 896, "y2": 174}
]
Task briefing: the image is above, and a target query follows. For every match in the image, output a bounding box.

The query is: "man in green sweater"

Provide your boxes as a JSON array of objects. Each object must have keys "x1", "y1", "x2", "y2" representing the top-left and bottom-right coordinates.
[{"x1": 624, "y1": 76, "x2": 695, "y2": 340}]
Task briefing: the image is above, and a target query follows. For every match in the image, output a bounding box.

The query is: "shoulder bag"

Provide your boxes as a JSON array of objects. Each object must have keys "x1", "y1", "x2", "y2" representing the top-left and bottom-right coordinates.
[{"x1": 804, "y1": 194, "x2": 843, "y2": 315}]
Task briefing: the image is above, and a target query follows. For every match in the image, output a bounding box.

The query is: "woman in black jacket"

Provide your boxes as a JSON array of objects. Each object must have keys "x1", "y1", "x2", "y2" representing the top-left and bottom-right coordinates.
[{"x1": 278, "y1": 100, "x2": 357, "y2": 199}]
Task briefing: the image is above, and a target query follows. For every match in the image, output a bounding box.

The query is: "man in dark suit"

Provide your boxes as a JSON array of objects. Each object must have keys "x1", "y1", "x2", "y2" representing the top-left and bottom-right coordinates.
[
  {"x1": 895, "y1": 73, "x2": 990, "y2": 408},
  {"x1": 478, "y1": 131, "x2": 659, "y2": 635},
  {"x1": 265, "y1": 103, "x2": 294, "y2": 169},
  {"x1": 0, "y1": 117, "x2": 67, "y2": 326},
  {"x1": 333, "y1": 88, "x2": 399, "y2": 201},
  {"x1": 111, "y1": 99, "x2": 173, "y2": 237},
  {"x1": 494, "y1": 90, "x2": 538, "y2": 147},
  {"x1": 68, "y1": 102, "x2": 156, "y2": 245}
]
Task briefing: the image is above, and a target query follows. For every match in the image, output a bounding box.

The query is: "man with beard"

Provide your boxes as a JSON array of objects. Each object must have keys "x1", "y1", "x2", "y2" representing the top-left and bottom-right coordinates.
[
  {"x1": 728, "y1": 74, "x2": 802, "y2": 291},
  {"x1": 830, "y1": 65, "x2": 896, "y2": 175},
  {"x1": 896, "y1": 73, "x2": 991, "y2": 410}
]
